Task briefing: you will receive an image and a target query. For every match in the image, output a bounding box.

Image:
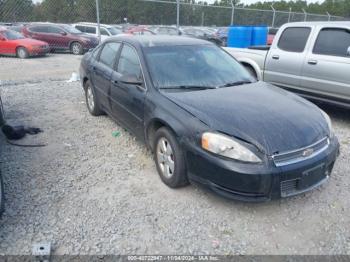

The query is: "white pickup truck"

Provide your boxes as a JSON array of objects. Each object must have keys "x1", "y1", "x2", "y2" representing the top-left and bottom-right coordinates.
[{"x1": 225, "y1": 21, "x2": 350, "y2": 108}]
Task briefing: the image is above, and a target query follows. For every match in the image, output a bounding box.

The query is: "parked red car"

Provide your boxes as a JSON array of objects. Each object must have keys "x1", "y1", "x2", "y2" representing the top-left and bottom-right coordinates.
[
  {"x1": 0, "y1": 28, "x2": 49, "y2": 58},
  {"x1": 124, "y1": 26, "x2": 156, "y2": 36},
  {"x1": 22, "y1": 23, "x2": 99, "y2": 55}
]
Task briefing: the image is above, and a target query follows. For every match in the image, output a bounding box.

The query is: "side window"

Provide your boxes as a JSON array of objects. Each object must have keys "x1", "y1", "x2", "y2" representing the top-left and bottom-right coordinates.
[
  {"x1": 99, "y1": 42, "x2": 121, "y2": 68},
  {"x1": 278, "y1": 27, "x2": 311, "y2": 52},
  {"x1": 117, "y1": 45, "x2": 142, "y2": 80},
  {"x1": 75, "y1": 25, "x2": 85, "y2": 32},
  {"x1": 29, "y1": 26, "x2": 48, "y2": 33},
  {"x1": 85, "y1": 26, "x2": 96, "y2": 34},
  {"x1": 313, "y1": 28, "x2": 350, "y2": 57},
  {"x1": 48, "y1": 26, "x2": 63, "y2": 34},
  {"x1": 92, "y1": 45, "x2": 102, "y2": 59},
  {"x1": 100, "y1": 28, "x2": 109, "y2": 36}
]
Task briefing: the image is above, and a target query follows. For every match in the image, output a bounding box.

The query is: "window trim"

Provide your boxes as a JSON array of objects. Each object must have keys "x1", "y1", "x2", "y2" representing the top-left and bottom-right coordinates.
[
  {"x1": 116, "y1": 42, "x2": 147, "y2": 91},
  {"x1": 312, "y1": 27, "x2": 350, "y2": 58},
  {"x1": 277, "y1": 26, "x2": 311, "y2": 53}
]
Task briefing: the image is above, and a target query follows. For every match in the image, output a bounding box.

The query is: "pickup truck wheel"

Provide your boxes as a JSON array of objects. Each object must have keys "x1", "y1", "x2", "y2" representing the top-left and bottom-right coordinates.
[
  {"x1": 244, "y1": 65, "x2": 257, "y2": 79},
  {"x1": 154, "y1": 127, "x2": 189, "y2": 188}
]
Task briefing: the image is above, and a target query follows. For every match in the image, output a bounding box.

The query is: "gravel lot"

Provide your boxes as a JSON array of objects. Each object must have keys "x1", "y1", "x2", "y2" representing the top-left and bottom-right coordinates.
[{"x1": 0, "y1": 54, "x2": 350, "y2": 255}]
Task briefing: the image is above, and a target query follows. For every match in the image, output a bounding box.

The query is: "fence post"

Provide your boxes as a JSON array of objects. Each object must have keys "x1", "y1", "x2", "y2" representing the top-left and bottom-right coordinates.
[
  {"x1": 96, "y1": 0, "x2": 101, "y2": 43},
  {"x1": 302, "y1": 8, "x2": 307, "y2": 21},
  {"x1": 326, "y1": 11, "x2": 331, "y2": 21},
  {"x1": 230, "y1": 0, "x2": 235, "y2": 25},
  {"x1": 288, "y1": 7, "x2": 292, "y2": 23},
  {"x1": 176, "y1": 0, "x2": 180, "y2": 34},
  {"x1": 271, "y1": 3, "x2": 276, "y2": 28}
]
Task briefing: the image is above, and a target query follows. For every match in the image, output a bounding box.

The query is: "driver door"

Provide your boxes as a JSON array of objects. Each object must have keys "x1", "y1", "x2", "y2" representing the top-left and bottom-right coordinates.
[{"x1": 110, "y1": 43, "x2": 146, "y2": 139}]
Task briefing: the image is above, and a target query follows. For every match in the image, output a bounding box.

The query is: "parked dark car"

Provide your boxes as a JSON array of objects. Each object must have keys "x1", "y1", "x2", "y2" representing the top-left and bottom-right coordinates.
[
  {"x1": 216, "y1": 27, "x2": 228, "y2": 46},
  {"x1": 22, "y1": 23, "x2": 99, "y2": 55},
  {"x1": 79, "y1": 36, "x2": 339, "y2": 201}
]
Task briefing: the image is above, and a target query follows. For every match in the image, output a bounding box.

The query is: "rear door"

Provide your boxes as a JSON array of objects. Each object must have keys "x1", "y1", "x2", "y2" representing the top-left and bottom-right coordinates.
[
  {"x1": 264, "y1": 26, "x2": 311, "y2": 90},
  {"x1": 46, "y1": 25, "x2": 67, "y2": 48},
  {"x1": 110, "y1": 43, "x2": 146, "y2": 138},
  {"x1": 300, "y1": 26, "x2": 350, "y2": 102},
  {"x1": 91, "y1": 42, "x2": 121, "y2": 112}
]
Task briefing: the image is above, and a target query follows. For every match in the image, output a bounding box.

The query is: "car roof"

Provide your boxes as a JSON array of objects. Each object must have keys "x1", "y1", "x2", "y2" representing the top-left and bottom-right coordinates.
[
  {"x1": 106, "y1": 35, "x2": 213, "y2": 48},
  {"x1": 74, "y1": 22, "x2": 112, "y2": 28},
  {"x1": 285, "y1": 21, "x2": 350, "y2": 27}
]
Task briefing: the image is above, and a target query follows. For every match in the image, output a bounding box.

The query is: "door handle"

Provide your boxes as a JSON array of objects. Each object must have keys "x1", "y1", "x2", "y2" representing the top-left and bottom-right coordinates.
[
  {"x1": 272, "y1": 55, "x2": 279, "y2": 60},
  {"x1": 308, "y1": 60, "x2": 318, "y2": 65}
]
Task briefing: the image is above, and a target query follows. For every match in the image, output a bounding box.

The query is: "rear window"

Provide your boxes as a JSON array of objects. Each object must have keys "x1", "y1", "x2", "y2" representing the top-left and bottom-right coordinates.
[
  {"x1": 278, "y1": 27, "x2": 311, "y2": 53},
  {"x1": 85, "y1": 26, "x2": 96, "y2": 34},
  {"x1": 313, "y1": 28, "x2": 350, "y2": 57}
]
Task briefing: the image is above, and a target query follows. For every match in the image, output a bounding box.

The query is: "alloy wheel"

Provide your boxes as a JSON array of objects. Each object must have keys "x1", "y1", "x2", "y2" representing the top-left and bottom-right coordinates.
[
  {"x1": 86, "y1": 86, "x2": 95, "y2": 111},
  {"x1": 156, "y1": 137, "x2": 175, "y2": 179}
]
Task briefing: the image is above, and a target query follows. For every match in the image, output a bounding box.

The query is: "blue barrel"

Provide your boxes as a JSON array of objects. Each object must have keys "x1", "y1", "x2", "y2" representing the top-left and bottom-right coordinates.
[
  {"x1": 227, "y1": 26, "x2": 253, "y2": 48},
  {"x1": 251, "y1": 26, "x2": 268, "y2": 46}
]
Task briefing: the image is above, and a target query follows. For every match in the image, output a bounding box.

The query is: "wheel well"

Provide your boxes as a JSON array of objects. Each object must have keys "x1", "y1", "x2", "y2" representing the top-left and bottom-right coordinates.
[
  {"x1": 16, "y1": 46, "x2": 26, "y2": 52},
  {"x1": 147, "y1": 120, "x2": 177, "y2": 151},
  {"x1": 241, "y1": 62, "x2": 257, "y2": 79},
  {"x1": 83, "y1": 77, "x2": 89, "y2": 90}
]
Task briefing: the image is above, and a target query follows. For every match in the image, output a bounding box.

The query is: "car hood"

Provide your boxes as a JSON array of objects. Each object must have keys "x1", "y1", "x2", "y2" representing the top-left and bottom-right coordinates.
[{"x1": 162, "y1": 82, "x2": 328, "y2": 155}]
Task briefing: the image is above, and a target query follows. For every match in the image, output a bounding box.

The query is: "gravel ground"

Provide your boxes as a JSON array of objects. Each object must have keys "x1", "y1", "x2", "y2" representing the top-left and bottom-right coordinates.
[{"x1": 0, "y1": 54, "x2": 350, "y2": 255}]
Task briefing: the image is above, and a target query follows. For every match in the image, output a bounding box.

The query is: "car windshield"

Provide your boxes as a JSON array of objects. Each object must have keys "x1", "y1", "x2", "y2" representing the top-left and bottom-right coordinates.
[
  {"x1": 108, "y1": 27, "x2": 122, "y2": 35},
  {"x1": 144, "y1": 44, "x2": 254, "y2": 89},
  {"x1": 62, "y1": 25, "x2": 81, "y2": 34},
  {"x1": 3, "y1": 30, "x2": 24, "y2": 40}
]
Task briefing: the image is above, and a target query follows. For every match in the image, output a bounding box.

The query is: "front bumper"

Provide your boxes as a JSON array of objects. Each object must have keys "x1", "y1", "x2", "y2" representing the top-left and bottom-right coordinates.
[
  {"x1": 185, "y1": 136, "x2": 340, "y2": 202},
  {"x1": 30, "y1": 47, "x2": 49, "y2": 56}
]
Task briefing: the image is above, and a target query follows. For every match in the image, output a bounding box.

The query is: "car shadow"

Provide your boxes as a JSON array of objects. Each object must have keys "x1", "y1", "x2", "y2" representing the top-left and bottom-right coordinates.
[{"x1": 315, "y1": 102, "x2": 350, "y2": 124}]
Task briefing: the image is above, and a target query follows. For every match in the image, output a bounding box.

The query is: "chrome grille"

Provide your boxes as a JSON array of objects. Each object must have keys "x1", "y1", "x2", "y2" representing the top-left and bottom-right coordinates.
[{"x1": 272, "y1": 137, "x2": 329, "y2": 167}]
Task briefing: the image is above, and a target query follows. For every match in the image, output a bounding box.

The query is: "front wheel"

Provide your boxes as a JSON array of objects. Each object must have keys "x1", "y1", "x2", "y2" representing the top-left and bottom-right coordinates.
[
  {"x1": 16, "y1": 47, "x2": 29, "y2": 59},
  {"x1": 154, "y1": 127, "x2": 189, "y2": 188},
  {"x1": 71, "y1": 42, "x2": 83, "y2": 55}
]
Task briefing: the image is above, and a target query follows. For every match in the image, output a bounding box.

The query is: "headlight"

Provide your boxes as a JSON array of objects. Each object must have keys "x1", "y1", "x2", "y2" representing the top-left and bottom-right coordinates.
[
  {"x1": 201, "y1": 132, "x2": 261, "y2": 163},
  {"x1": 320, "y1": 110, "x2": 332, "y2": 135}
]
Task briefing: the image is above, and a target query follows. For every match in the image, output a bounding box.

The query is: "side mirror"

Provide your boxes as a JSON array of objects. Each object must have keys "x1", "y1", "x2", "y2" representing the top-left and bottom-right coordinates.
[
  {"x1": 347, "y1": 46, "x2": 350, "y2": 57},
  {"x1": 119, "y1": 74, "x2": 143, "y2": 86},
  {"x1": 60, "y1": 31, "x2": 67, "y2": 36}
]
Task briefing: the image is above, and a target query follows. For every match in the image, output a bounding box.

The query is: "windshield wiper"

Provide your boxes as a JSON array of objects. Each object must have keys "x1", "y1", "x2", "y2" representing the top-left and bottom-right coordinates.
[
  {"x1": 219, "y1": 80, "x2": 253, "y2": 88},
  {"x1": 159, "y1": 85, "x2": 218, "y2": 90}
]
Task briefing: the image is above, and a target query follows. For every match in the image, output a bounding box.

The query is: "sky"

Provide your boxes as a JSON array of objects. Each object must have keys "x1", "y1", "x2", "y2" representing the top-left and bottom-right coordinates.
[{"x1": 32, "y1": 0, "x2": 322, "y2": 6}]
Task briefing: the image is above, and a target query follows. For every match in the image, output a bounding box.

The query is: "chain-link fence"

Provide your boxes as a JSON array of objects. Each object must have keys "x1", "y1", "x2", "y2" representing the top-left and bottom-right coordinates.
[{"x1": 0, "y1": 0, "x2": 346, "y2": 28}]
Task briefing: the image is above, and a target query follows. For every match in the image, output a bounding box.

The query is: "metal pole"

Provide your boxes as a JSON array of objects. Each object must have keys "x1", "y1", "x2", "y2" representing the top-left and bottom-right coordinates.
[
  {"x1": 176, "y1": 0, "x2": 180, "y2": 34},
  {"x1": 302, "y1": 8, "x2": 307, "y2": 21},
  {"x1": 230, "y1": 0, "x2": 235, "y2": 25},
  {"x1": 271, "y1": 3, "x2": 276, "y2": 28},
  {"x1": 96, "y1": 0, "x2": 101, "y2": 43},
  {"x1": 326, "y1": 11, "x2": 331, "y2": 21},
  {"x1": 288, "y1": 7, "x2": 292, "y2": 23}
]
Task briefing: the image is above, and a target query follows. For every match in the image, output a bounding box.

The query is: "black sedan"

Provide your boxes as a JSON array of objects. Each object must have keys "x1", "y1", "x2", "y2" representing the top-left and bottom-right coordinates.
[{"x1": 79, "y1": 36, "x2": 339, "y2": 201}]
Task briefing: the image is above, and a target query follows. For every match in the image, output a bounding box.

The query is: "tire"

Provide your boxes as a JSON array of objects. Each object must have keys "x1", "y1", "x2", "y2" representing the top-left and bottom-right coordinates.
[
  {"x1": 244, "y1": 65, "x2": 257, "y2": 79},
  {"x1": 0, "y1": 172, "x2": 4, "y2": 216},
  {"x1": 84, "y1": 80, "x2": 103, "y2": 116},
  {"x1": 71, "y1": 42, "x2": 83, "y2": 55},
  {"x1": 153, "y1": 127, "x2": 189, "y2": 188},
  {"x1": 16, "y1": 47, "x2": 29, "y2": 59}
]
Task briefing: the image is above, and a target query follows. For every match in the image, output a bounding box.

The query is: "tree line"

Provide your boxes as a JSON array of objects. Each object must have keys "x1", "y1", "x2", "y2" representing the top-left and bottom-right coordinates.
[{"x1": 0, "y1": 0, "x2": 348, "y2": 26}]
